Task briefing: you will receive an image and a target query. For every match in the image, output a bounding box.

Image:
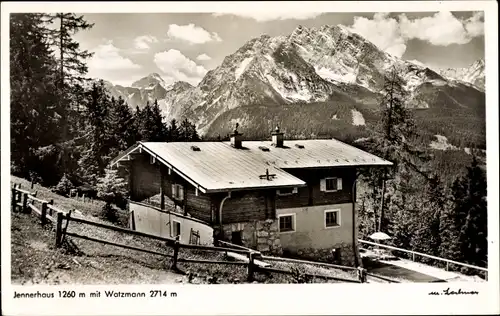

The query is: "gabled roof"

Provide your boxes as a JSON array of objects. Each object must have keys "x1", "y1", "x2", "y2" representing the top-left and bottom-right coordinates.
[{"x1": 111, "y1": 139, "x2": 392, "y2": 194}]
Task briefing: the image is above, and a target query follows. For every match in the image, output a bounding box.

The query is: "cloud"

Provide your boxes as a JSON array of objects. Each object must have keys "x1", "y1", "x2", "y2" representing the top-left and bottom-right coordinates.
[
  {"x1": 196, "y1": 53, "x2": 212, "y2": 61},
  {"x1": 348, "y1": 12, "x2": 407, "y2": 57},
  {"x1": 134, "y1": 35, "x2": 159, "y2": 50},
  {"x1": 213, "y1": 12, "x2": 322, "y2": 22},
  {"x1": 154, "y1": 49, "x2": 207, "y2": 85},
  {"x1": 348, "y1": 11, "x2": 484, "y2": 58},
  {"x1": 88, "y1": 41, "x2": 141, "y2": 70},
  {"x1": 167, "y1": 24, "x2": 222, "y2": 44}
]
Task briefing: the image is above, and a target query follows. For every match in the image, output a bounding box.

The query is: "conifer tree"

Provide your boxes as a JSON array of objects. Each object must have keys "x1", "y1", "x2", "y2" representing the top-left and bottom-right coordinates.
[
  {"x1": 78, "y1": 81, "x2": 111, "y2": 185},
  {"x1": 410, "y1": 174, "x2": 444, "y2": 260},
  {"x1": 167, "y1": 119, "x2": 180, "y2": 142},
  {"x1": 47, "y1": 13, "x2": 94, "y2": 173},
  {"x1": 10, "y1": 13, "x2": 61, "y2": 181},
  {"x1": 179, "y1": 118, "x2": 201, "y2": 141},
  {"x1": 107, "y1": 96, "x2": 137, "y2": 158}
]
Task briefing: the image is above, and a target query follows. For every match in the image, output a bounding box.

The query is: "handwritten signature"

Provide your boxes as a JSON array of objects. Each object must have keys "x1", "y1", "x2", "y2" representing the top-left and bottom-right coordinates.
[{"x1": 429, "y1": 288, "x2": 479, "y2": 296}]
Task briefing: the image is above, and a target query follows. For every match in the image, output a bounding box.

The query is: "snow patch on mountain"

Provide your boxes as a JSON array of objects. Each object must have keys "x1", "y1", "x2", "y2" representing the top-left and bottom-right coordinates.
[
  {"x1": 211, "y1": 96, "x2": 222, "y2": 105},
  {"x1": 265, "y1": 74, "x2": 313, "y2": 102},
  {"x1": 430, "y1": 135, "x2": 457, "y2": 151},
  {"x1": 235, "y1": 57, "x2": 254, "y2": 80},
  {"x1": 315, "y1": 66, "x2": 356, "y2": 84},
  {"x1": 351, "y1": 109, "x2": 365, "y2": 126}
]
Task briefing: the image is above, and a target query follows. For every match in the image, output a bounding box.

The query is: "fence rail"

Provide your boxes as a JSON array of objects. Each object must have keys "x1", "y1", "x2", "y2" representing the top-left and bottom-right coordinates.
[
  {"x1": 366, "y1": 272, "x2": 401, "y2": 283},
  {"x1": 260, "y1": 255, "x2": 359, "y2": 271},
  {"x1": 359, "y1": 239, "x2": 488, "y2": 279},
  {"x1": 11, "y1": 184, "x2": 366, "y2": 283}
]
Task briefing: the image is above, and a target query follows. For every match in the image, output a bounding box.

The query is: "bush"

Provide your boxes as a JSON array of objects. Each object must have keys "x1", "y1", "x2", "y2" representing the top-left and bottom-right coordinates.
[
  {"x1": 29, "y1": 171, "x2": 43, "y2": 185},
  {"x1": 97, "y1": 168, "x2": 128, "y2": 208},
  {"x1": 101, "y1": 202, "x2": 118, "y2": 224},
  {"x1": 53, "y1": 173, "x2": 74, "y2": 196}
]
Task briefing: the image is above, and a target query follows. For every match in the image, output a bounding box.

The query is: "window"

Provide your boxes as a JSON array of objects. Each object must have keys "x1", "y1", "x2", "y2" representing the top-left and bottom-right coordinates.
[
  {"x1": 279, "y1": 214, "x2": 295, "y2": 232},
  {"x1": 276, "y1": 187, "x2": 298, "y2": 196},
  {"x1": 172, "y1": 221, "x2": 181, "y2": 239},
  {"x1": 325, "y1": 210, "x2": 341, "y2": 228},
  {"x1": 172, "y1": 184, "x2": 184, "y2": 200},
  {"x1": 231, "y1": 231, "x2": 243, "y2": 245},
  {"x1": 320, "y1": 177, "x2": 343, "y2": 192}
]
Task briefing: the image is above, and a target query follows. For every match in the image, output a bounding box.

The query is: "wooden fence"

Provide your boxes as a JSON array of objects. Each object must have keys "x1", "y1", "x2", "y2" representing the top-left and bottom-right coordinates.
[
  {"x1": 359, "y1": 239, "x2": 488, "y2": 280},
  {"x1": 11, "y1": 184, "x2": 366, "y2": 283}
]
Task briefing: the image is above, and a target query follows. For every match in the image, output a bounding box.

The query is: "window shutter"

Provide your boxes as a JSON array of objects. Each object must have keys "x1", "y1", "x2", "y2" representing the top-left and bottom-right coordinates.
[
  {"x1": 337, "y1": 178, "x2": 343, "y2": 190},
  {"x1": 320, "y1": 179, "x2": 326, "y2": 192},
  {"x1": 179, "y1": 186, "x2": 184, "y2": 200}
]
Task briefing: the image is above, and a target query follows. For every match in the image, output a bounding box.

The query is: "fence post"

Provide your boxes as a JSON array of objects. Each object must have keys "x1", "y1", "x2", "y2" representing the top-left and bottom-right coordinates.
[
  {"x1": 357, "y1": 267, "x2": 367, "y2": 283},
  {"x1": 22, "y1": 193, "x2": 29, "y2": 213},
  {"x1": 247, "y1": 251, "x2": 256, "y2": 282},
  {"x1": 41, "y1": 202, "x2": 48, "y2": 225},
  {"x1": 171, "y1": 236, "x2": 180, "y2": 271},
  {"x1": 446, "y1": 262, "x2": 449, "y2": 271},
  {"x1": 412, "y1": 253, "x2": 415, "y2": 262},
  {"x1": 55, "y1": 212, "x2": 64, "y2": 248},
  {"x1": 11, "y1": 188, "x2": 16, "y2": 211}
]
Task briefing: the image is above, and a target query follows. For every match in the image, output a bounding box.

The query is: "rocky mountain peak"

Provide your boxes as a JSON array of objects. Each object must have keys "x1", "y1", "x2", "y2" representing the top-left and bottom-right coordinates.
[{"x1": 437, "y1": 59, "x2": 485, "y2": 91}]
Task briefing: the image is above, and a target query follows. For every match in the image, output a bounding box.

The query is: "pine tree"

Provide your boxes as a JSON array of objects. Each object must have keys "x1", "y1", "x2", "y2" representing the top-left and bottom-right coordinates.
[
  {"x1": 133, "y1": 106, "x2": 143, "y2": 141},
  {"x1": 439, "y1": 155, "x2": 487, "y2": 270},
  {"x1": 167, "y1": 119, "x2": 180, "y2": 142},
  {"x1": 179, "y1": 118, "x2": 201, "y2": 141},
  {"x1": 78, "y1": 81, "x2": 111, "y2": 185},
  {"x1": 363, "y1": 66, "x2": 429, "y2": 233},
  {"x1": 107, "y1": 96, "x2": 137, "y2": 158},
  {"x1": 410, "y1": 174, "x2": 444, "y2": 260},
  {"x1": 10, "y1": 13, "x2": 60, "y2": 181},
  {"x1": 456, "y1": 156, "x2": 487, "y2": 268},
  {"x1": 150, "y1": 99, "x2": 167, "y2": 141},
  {"x1": 53, "y1": 173, "x2": 75, "y2": 196},
  {"x1": 49, "y1": 13, "x2": 94, "y2": 88},
  {"x1": 47, "y1": 13, "x2": 94, "y2": 172}
]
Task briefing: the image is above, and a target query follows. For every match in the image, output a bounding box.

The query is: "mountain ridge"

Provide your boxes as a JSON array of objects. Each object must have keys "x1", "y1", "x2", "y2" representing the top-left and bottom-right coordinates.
[{"x1": 103, "y1": 24, "x2": 485, "y2": 148}]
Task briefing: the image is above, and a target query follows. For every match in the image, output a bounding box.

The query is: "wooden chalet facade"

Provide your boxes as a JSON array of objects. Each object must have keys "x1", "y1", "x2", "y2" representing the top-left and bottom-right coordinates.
[{"x1": 111, "y1": 128, "x2": 392, "y2": 266}]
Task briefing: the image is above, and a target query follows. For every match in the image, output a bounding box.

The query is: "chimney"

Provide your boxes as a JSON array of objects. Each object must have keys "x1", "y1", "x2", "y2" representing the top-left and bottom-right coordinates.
[
  {"x1": 272, "y1": 126, "x2": 284, "y2": 148},
  {"x1": 230, "y1": 123, "x2": 243, "y2": 149}
]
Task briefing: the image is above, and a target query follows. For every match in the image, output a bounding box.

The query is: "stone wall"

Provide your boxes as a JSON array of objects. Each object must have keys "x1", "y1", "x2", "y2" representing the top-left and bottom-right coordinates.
[
  {"x1": 218, "y1": 219, "x2": 282, "y2": 255},
  {"x1": 285, "y1": 242, "x2": 356, "y2": 267}
]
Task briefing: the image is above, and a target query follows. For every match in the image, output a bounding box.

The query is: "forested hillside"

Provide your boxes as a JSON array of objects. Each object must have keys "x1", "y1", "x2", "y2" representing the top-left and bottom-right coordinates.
[
  {"x1": 10, "y1": 13, "x2": 200, "y2": 191},
  {"x1": 352, "y1": 68, "x2": 487, "y2": 274}
]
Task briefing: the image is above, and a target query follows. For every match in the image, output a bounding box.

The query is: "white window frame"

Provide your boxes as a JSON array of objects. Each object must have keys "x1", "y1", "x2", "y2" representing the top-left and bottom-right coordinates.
[
  {"x1": 276, "y1": 187, "x2": 298, "y2": 196},
  {"x1": 278, "y1": 213, "x2": 296, "y2": 233},
  {"x1": 322, "y1": 177, "x2": 342, "y2": 192},
  {"x1": 172, "y1": 220, "x2": 182, "y2": 240},
  {"x1": 324, "y1": 209, "x2": 341, "y2": 229}
]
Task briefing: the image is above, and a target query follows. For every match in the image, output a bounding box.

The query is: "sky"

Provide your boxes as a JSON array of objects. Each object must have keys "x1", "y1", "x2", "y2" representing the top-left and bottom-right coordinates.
[{"x1": 73, "y1": 11, "x2": 485, "y2": 87}]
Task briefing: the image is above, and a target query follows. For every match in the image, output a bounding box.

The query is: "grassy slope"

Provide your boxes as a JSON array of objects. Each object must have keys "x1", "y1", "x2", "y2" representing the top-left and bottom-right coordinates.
[{"x1": 10, "y1": 176, "x2": 360, "y2": 285}]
